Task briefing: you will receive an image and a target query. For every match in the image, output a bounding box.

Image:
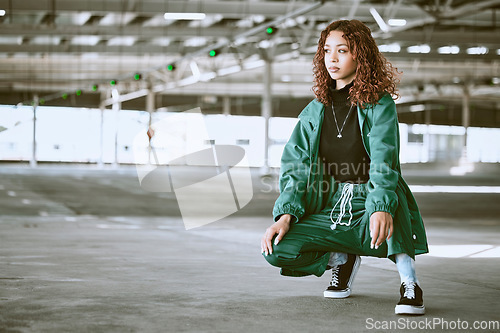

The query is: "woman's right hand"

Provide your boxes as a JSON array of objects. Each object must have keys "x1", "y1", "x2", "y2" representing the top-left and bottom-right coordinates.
[{"x1": 261, "y1": 214, "x2": 292, "y2": 256}]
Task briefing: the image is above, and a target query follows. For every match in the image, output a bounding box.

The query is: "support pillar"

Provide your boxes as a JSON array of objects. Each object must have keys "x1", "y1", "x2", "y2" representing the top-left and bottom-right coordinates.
[
  {"x1": 98, "y1": 91, "x2": 107, "y2": 168},
  {"x1": 30, "y1": 95, "x2": 39, "y2": 168},
  {"x1": 223, "y1": 96, "x2": 231, "y2": 116},
  {"x1": 261, "y1": 59, "x2": 273, "y2": 174},
  {"x1": 450, "y1": 85, "x2": 474, "y2": 175},
  {"x1": 461, "y1": 85, "x2": 470, "y2": 162},
  {"x1": 424, "y1": 106, "x2": 431, "y2": 163},
  {"x1": 112, "y1": 89, "x2": 121, "y2": 167}
]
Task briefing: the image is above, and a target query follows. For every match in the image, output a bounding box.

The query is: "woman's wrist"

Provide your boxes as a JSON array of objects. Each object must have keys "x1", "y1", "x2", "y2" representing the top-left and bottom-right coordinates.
[{"x1": 278, "y1": 214, "x2": 292, "y2": 224}]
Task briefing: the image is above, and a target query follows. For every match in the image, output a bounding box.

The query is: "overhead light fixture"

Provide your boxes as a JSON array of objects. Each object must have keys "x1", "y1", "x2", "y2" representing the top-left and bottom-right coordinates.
[
  {"x1": 71, "y1": 36, "x2": 100, "y2": 46},
  {"x1": 438, "y1": 46, "x2": 460, "y2": 54},
  {"x1": 243, "y1": 59, "x2": 266, "y2": 70},
  {"x1": 187, "y1": 14, "x2": 222, "y2": 28},
  {"x1": 199, "y1": 72, "x2": 216, "y2": 82},
  {"x1": 152, "y1": 37, "x2": 171, "y2": 47},
  {"x1": 32, "y1": 36, "x2": 61, "y2": 45},
  {"x1": 466, "y1": 46, "x2": 488, "y2": 55},
  {"x1": 407, "y1": 44, "x2": 431, "y2": 54},
  {"x1": 0, "y1": 9, "x2": 6, "y2": 16},
  {"x1": 0, "y1": 37, "x2": 21, "y2": 45},
  {"x1": 163, "y1": 13, "x2": 206, "y2": 20},
  {"x1": 190, "y1": 61, "x2": 201, "y2": 78},
  {"x1": 233, "y1": 37, "x2": 247, "y2": 46},
  {"x1": 235, "y1": 15, "x2": 265, "y2": 28},
  {"x1": 275, "y1": 50, "x2": 300, "y2": 62},
  {"x1": 492, "y1": 77, "x2": 500, "y2": 85},
  {"x1": 73, "y1": 12, "x2": 92, "y2": 25},
  {"x1": 217, "y1": 65, "x2": 241, "y2": 76},
  {"x1": 369, "y1": 7, "x2": 389, "y2": 32},
  {"x1": 258, "y1": 40, "x2": 272, "y2": 49},
  {"x1": 316, "y1": 22, "x2": 328, "y2": 31},
  {"x1": 108, "y1": 37, "x2": 136, "y2": 46},
  {"x1": 178, "y1": 76, "x2": 199, "y2": 87},
  {"x1": 282, "y1": 18, "x2": 297, "y2": 28},
  {"x1": 81, "y1": 52, "x2": 100, "y2": 59},
  {"x1": 388, "y1": 19, "x2": 406, "y2": 27},
  {"x1": 184, "y1": 37, "x2": 208, "y2": 47},
  {"x1": 378, "y1": 43, "x2": 401, "y2": 53}
]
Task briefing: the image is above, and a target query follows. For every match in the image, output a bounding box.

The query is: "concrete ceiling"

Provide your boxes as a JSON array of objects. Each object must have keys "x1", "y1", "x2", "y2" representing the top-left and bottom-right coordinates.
[{"x1": 0, "y1": 0, "x2": 499, "y2": 127}]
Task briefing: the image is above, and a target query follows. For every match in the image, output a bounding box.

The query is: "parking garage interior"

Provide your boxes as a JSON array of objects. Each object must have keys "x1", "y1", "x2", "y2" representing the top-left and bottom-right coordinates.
[{"x1": 1, "y1": 1, "x2": 500, "y2": 332}]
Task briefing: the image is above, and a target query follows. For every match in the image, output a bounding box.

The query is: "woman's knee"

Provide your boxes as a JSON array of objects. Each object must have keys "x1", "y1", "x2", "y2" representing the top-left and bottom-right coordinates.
[
  {"x1": 262, "y1": 243, "x2": 299, "y2": 268},
  {"x1": 263, "y1": 251, "x2": 282, "y2": 267}
]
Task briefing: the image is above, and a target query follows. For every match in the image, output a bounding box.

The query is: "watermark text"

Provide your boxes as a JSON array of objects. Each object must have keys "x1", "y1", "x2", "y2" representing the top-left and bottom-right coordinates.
[{"x1": 366, "y1": 317, "x2": 499, "y2": 331}]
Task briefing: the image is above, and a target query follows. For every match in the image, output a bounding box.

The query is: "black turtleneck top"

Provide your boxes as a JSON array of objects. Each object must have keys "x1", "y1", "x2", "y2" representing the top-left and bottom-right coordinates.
[{"x1": 318, "y1": 82, "x2": 371, "y2": 183}]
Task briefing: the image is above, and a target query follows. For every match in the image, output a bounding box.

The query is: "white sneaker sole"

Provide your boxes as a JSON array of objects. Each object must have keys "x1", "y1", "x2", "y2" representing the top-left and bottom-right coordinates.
[
  {"x1": 323, "y1": 255, "x2": 361, "y2": 299},
  {"x1": 395, "y1": 304, "x2": 426, "y2": 315}
]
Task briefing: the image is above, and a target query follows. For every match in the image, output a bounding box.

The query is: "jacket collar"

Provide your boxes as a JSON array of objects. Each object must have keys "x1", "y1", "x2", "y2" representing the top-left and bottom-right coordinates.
[{"x1": 298, "y1": 99, "x2": 324, "y2": 131}]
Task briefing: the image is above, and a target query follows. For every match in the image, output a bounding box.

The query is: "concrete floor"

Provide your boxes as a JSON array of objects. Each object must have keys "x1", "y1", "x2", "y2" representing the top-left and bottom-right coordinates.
[{"x1": 1, "y1": 163, "x2": 500, "y2": 333}]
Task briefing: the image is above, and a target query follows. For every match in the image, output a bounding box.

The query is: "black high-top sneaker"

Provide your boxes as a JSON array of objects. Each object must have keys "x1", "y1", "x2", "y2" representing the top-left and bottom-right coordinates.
[
  {"x1": 323, "y1": 254, "x2": 361, "y2": 298},
  {"x1": 395, "y1": 281, "x2": 425, "y2": 315}
]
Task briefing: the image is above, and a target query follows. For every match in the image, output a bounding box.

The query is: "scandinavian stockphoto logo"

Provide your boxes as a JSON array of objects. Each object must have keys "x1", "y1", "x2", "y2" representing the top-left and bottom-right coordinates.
[{"x1": 133, "y1": 107, "x2": 253, "y2": 230}]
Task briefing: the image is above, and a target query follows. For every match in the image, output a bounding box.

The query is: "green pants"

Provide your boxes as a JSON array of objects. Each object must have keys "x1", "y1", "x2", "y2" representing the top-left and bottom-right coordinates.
[{"x1": 264, "y1": 182, "x2": 413, "y2": 277}]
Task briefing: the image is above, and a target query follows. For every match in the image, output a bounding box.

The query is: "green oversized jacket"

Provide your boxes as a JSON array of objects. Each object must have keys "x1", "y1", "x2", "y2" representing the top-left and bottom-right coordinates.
[{"x1": 273, "y1": 93, "x2": 428, "y2": 256}]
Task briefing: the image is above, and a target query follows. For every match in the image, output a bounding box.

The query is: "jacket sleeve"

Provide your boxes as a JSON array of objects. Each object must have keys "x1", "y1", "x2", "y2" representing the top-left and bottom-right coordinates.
[
  {"x1": 365, "y1": 94, "x2": 399, "y2": 217},
  {"x1": 272, "y1": 120, "x2": 310, "y2": 222}
]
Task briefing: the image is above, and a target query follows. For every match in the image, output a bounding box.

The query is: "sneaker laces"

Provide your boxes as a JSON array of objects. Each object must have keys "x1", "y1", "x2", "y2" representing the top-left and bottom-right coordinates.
[
  {"x1": 403, "y1": 281, "x2": 416, "y2": 299},
  {"x1": 330, "y1": 266, "x2": 340, "y2": 287}
]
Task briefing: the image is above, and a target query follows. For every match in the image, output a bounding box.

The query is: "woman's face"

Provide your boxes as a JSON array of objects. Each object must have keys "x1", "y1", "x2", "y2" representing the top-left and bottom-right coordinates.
[{"x1": 323, "y1": 30, "x2": 357, "y2": 89}]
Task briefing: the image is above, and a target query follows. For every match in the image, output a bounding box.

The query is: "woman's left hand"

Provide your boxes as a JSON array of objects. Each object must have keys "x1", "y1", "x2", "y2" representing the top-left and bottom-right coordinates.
[{"x1": 369, "y1": 211, "x2": 393, "y2": 249}]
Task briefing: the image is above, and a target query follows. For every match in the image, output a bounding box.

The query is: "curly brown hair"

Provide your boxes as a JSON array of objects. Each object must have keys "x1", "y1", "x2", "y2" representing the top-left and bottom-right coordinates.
[{"x1": 312, "y1": 19, "x2": 400, "y2": 108}]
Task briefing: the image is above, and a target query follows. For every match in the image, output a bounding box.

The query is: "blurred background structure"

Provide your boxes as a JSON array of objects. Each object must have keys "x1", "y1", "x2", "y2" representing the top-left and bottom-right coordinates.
[
  {"x1": 1, "y1": 1, "x2": 500, "y2": 332},
  {"x1": 0, "y1": 0, "x2": 499, "y2": 168}
]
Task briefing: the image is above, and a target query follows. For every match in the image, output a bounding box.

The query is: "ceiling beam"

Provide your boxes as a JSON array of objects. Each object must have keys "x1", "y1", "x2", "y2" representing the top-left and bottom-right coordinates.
[
  {"x1": 1, "y1": 24, "x2": 499, "y2": 45},
  {"x1": 0, "y1": 0, "x2": 419, "y2": 18},
  {"x1": 1, "y1": 43, "x2": 498, "y2": 62}
]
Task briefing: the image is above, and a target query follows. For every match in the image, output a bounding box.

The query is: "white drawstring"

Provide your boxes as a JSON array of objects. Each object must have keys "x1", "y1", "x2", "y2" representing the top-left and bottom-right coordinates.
[{"x1": 330, "y1": 183, "x2": 354, "y2": 230}]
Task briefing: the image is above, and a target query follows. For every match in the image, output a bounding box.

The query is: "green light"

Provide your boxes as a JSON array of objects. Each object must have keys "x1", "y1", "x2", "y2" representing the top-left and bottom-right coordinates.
[
  {"x1": 76, "y1": 90, "x2": 82, "y2": 96},
  {"x1": 62, "y1": 93, "x2": 68, "y2": 99},
  {"x1": 209, "y1": 50, "x2": 217, "y2": 57},
  {"x1": 110, "y1": 80, "x2": 116, "y2": 86},
  {"x1": 40, "y1": 99, "x2": 45, "y2": 105},
  {"x1": 134, "y1": 73, "x2": 142, "y2": 81},
  {"x1": 167, "y1": 64, "x2": 175, "y2": 71},
  {"x1": 92, "y1": 84, "x2": 98, "y2": 91},
  {"x1": 266, "y1": 27, "x2": 274, "y2": 34}
]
